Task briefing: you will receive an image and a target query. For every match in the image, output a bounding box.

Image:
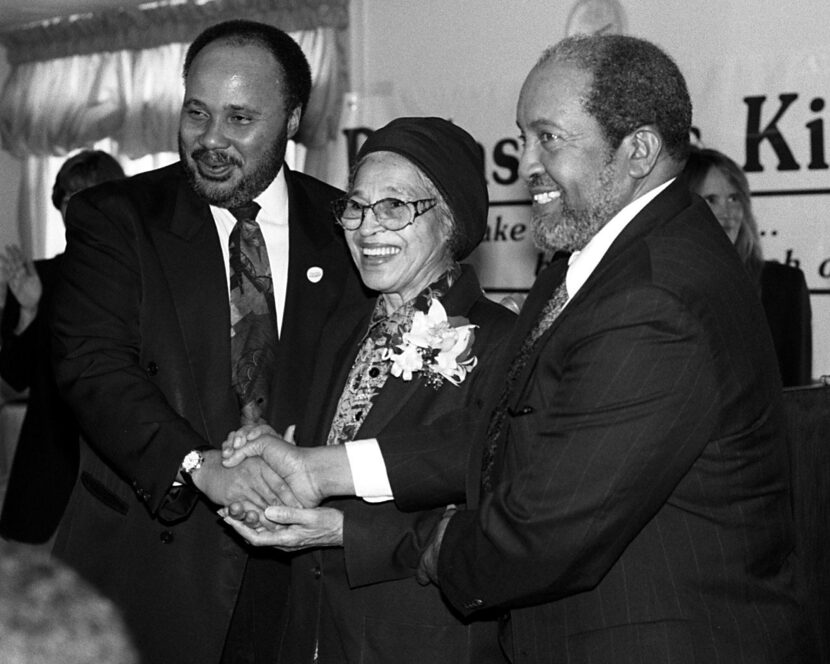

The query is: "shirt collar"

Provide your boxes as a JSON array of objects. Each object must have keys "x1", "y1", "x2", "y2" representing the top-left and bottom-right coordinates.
[
  {"x1": 209, "y1": 165, "x2": 288, "y2": 226},
  {"x1": 566, "y1": 178, "x2": 674, "y2": 299},
  {"x1": 252, "y1": 165, "x2": 288, "y2": 226}
]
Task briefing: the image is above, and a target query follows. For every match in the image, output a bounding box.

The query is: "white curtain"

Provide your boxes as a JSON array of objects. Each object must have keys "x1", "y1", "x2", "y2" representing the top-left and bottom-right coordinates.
[{"x1": 0, "y1": 0, "x2": 348, "y2": 258}]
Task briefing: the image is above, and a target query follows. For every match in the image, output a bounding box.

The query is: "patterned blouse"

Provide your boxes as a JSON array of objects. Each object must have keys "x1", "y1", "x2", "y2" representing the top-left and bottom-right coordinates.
[{"x1": 326, "y1": 266, "x2": 460, "y2": 446}]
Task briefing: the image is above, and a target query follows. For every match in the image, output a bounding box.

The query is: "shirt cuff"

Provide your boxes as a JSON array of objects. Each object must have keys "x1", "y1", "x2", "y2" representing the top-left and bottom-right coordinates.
[{"x1": 345, "y1": 438, "x2": 393, "y2": 502}]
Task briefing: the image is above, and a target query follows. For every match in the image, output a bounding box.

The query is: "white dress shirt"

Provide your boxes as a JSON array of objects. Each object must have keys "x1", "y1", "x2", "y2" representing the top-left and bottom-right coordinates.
[{"x1": 210, "y1": 167, "x2": 290, "y2": 335}]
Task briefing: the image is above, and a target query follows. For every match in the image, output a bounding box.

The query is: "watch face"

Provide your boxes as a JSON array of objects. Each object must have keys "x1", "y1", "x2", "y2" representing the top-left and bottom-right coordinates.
[
  {"x1": 182, "y1": 450, "x2": 203, "y2": 473},
  {"x1": 566, "y1": 0, "x2": 626, "y2": 36}
]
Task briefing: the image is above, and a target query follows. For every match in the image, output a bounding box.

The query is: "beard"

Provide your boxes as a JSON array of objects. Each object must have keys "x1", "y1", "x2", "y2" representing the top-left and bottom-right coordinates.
[
  {"x1": 531, "y1": 157, "x2": 623, "y2": 254},
  {"x1": 178, "y1": 131, "x2": 288, "y2": 208}
]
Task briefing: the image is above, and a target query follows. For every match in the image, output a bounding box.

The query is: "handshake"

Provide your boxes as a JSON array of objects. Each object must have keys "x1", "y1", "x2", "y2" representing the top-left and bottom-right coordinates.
[
  {"x1": 202, "y1": 425, "x2": 352, "y2": 551},
  {"x1": 203, "y1": 425, "x2": 450, "y2": 584}
]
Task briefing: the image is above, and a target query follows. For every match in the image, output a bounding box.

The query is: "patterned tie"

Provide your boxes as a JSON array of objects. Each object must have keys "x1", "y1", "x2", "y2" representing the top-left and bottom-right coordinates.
[
  {"x1": 228, "y1": 202, "x2": 278, "y2": 425},
  {"x1": 480, "y1": 279, "x2": 569, "y2": 492}
]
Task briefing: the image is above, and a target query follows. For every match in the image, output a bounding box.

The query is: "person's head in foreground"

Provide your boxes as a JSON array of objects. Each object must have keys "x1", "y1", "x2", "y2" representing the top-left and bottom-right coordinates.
[{"x1": 0, "y1": 540, "x2": 138, "y2": 664}]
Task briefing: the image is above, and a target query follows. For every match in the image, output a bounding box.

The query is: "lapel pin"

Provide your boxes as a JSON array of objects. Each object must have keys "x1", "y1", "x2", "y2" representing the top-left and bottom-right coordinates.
[{"x1": 306, "y1": 266, "x2": 323, "y2": 283}]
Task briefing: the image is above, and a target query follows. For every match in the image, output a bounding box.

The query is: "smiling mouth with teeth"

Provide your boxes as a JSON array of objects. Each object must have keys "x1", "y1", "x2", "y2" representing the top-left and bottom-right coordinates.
[
  {"x1": 362, "y1": 246, "x2": 401, "y2": 257},
  {"x1": 533, "y1": 191, "x2": 562, "y2": 204}
]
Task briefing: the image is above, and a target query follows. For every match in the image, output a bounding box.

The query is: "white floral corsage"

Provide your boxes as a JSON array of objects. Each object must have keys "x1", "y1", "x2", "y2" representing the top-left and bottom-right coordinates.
[{"x1": 383, "y1": 298, "x2": 478, "y2": 388}]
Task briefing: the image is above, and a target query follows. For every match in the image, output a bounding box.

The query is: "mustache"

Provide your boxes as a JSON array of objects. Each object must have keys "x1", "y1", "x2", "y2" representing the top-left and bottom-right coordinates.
[
  {"x1": 190, "y1": 148, "x2": 242, "y2": 168},
  {"x1": 527, "y1": 173, "x2": 557, "y2": 190}
]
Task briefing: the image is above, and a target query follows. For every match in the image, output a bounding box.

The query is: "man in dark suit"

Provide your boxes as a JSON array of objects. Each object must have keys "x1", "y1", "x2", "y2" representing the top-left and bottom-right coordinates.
[
  {"x1": 412, "y1": 34, "x2": 807, "y2": 662},
  {"x1": 226, "y1": 35, "x2": 807, "y2": 663},
  {"x1": 50, "y1": 20, "x2": 366, "y2": 664}
]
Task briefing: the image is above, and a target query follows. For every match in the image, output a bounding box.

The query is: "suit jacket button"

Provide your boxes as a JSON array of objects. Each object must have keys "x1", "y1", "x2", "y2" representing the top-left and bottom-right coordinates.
[
  {"x1": 146, "y1": 361, "x2": 159, "y2": 376},
  {"x1": 159, "y1": 530, "x2": 174, "y2": 544},
  {"x1": 312, "y1": 566, "x2": 322, "y2": 579},
  {"x1": 507, "y1": 405, "x2": 534, "y2": 416}
]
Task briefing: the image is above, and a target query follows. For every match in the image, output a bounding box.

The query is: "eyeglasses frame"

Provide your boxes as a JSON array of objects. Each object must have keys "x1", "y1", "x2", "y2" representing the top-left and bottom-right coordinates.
[{"x1": 332, "y1": 197, "x2": 437, "y2": 231}]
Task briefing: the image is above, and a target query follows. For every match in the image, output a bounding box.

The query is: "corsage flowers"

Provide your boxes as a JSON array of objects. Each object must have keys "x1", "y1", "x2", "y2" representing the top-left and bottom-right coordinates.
[{"x1": 384, "y1": 298, "x2": 478, "y2": 388}]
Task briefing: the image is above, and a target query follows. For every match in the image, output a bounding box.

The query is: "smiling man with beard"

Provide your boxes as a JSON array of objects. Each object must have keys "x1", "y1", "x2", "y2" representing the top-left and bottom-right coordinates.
[
  {"x1": 50, "y1": 19, "x2": 367, "y2": 664},
  {"x1": 417, "y1": 34, "x2": 809, "y2": 663}
]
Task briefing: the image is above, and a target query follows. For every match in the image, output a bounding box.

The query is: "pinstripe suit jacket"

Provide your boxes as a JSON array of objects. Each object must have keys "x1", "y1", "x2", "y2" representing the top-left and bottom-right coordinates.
[{"x1": 396, "y1": 178, "x2": 805, "y2": 663}]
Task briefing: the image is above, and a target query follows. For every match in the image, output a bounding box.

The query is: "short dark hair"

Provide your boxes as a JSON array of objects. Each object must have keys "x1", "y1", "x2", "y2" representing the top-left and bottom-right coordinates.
[
  {"x1": 183, "y1": 19, "x2": 312, "y2": 115},
  {"x1": 0, "y1": 540, "x2": 138, "y2": 663},
  {"x1": 51, "y1": 150, "x2": 125, "y2": 211},
  {"x1": 538, "y1": 35, "x2": 692, "y2": 161}
]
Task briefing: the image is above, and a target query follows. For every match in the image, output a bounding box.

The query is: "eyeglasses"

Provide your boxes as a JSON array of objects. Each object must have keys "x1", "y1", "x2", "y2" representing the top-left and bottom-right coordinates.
[{"x1": 332, "y1": 197, "x2": 437, "y2": 231}]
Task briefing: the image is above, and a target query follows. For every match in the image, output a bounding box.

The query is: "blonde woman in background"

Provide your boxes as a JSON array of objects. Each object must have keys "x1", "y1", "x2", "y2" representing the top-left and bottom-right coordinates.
[{"x1": 684, "y1": 146, "x2": 813, "y2": 386}]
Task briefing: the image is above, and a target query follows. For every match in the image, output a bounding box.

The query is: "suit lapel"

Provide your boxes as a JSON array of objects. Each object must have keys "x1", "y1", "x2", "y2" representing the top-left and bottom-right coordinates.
[
  {"x1": 501, "y1": 257, "x2": 569, "y2": 406},
  {"x1": 299, "y1": 297, "x2": 419, "y2": 445},
  {"x1": 300, "y1": 302, "x2": 373, "y2": 447},
  {"x1": 151, "y1": 174, "x2": 238, "y2": 440},
  {"x1": 355, "y1": 364, "x2": 427, "y2": 438},
  {"x1": 506, "y1": 179, "x2": 693, "y2": 407},
  {"x1": 278, "y1": 167, "x2": 341, "y2": 348},
  {"x1": 269, "y1": 168, "x2": 349, "y2": 424},
  {"x1": 577, "y1": 178, "x2": 691, "y2": 302},
  {"x1": 356, "y1": 265, "x2": 485, "y2": 439}
]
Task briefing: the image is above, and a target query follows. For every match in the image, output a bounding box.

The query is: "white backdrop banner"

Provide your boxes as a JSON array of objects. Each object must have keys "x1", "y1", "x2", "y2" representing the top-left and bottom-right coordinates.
[{"x1": 333, "y1": 51, "x2": 829, "y2": 375}]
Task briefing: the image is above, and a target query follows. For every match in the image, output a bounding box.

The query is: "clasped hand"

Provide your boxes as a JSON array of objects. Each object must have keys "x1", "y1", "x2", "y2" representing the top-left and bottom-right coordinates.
[{"x1": 217, "y1": 425, "x2": 344, "y2": 550}]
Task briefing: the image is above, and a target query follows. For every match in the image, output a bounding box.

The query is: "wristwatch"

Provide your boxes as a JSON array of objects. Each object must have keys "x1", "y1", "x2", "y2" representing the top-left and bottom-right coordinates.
[{"x1": 180, "y1": 449, "x2": 207, "y2": 487}]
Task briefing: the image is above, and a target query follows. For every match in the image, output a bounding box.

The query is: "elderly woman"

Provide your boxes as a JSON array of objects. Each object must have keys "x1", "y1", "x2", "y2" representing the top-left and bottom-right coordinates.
[
  {"x1": 223, "y1": 117, "x2": 515, "y2": 663},
  {"x1": 683, "y1": 146, "x2": 812, "y2": 386}
]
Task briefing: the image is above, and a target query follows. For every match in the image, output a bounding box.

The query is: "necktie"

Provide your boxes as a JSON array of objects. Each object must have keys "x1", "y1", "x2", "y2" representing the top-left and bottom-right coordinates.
[
  {"x1": 480, "y1": 279, "x2": 569, "y2": 491},
  {"x1": 228, "y1": 202, "x2": 278, "y2": 425}
]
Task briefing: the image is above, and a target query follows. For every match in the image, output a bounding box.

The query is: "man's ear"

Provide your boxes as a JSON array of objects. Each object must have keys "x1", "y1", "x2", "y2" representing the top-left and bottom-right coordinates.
[
  {"x1": 286, "y1": 106, "x2": 302, "y2": 140},
  {"x1": 625, "y1": 125, "x2": 662, "y2": 179}
]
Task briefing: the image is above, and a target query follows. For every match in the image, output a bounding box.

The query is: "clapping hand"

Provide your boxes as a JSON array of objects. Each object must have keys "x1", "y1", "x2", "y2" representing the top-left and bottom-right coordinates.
[{"x1": 0, "y1": 245, "x2": 42, "y2": 333}]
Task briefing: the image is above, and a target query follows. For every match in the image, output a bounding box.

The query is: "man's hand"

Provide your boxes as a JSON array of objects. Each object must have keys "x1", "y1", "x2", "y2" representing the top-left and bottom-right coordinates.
[
  {"x1": 191, "y1": 449, "x2": 303, "y2": 509},
  {"x1": 222, "y1": 422, "x2": 281, "y2": 452},
  {"x1": 222, "y1": 430, "x2": 325, "y2": 507},
  {"x1": 416, "y1": 505, "x2": 457, "y2": 586},
  {"x1": 221, "y1": 504, "x2": 344, "y2": 552}
]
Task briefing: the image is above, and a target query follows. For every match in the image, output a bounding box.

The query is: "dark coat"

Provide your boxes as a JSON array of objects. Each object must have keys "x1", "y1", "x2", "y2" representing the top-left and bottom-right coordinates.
[
  {"x1": 50, "y1": 162, "x2": 368, "y2": 664},
  {"x1": 0, "y1": 256, "x2": 79, "y2": 543},
  {"x1": 386, "y1": 179, "x2": 807, "y2": 663},
  {"x1": 279, "y1": 265, "x2": 516, "y2": 664},
  {"x1": 761, "y1": 260, "x2": 813, "y2": 387}
]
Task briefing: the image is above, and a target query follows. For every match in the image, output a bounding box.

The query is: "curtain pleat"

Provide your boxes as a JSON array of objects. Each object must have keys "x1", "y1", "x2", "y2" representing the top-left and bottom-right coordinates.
[{"x1": 0, "y1": 0, "x2": 348, "y2": 65}]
